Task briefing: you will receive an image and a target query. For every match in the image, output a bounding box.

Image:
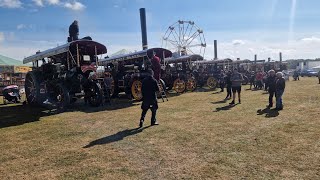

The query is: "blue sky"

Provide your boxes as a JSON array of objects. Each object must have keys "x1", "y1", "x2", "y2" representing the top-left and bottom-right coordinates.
[{"x1": 1, "y1": 0, "x2": 320, "y2": 60}]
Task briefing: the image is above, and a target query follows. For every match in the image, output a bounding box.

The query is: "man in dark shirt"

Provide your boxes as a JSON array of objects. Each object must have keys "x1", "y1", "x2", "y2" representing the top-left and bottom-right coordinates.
[
  {"x1": 139, "y1": 70, "x2": 160, "y2": 128},
  {"x1": 68, "y1": 20, "x2": 79, "y2": 42},
  {"x1": 266, "y1": 70, "x2": 276, "y2": 108},
  {"x1": 275, "y1": 72, "x2": 286, "y2": 110}
]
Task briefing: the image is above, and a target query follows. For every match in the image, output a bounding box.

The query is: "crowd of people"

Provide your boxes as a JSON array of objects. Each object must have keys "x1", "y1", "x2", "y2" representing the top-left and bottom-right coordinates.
[{"x1": 218, "y1": 69, "x2": 286, "y2": 110}]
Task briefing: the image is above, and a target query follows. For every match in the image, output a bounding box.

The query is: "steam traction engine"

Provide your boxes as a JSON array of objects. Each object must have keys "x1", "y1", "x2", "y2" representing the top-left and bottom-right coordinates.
[
  {"x1": 23, "y1": 40, "x2": 107, "y2": 108},
  {"x1": 99, "y1": 48, "x2": 172, "y2": 101}
]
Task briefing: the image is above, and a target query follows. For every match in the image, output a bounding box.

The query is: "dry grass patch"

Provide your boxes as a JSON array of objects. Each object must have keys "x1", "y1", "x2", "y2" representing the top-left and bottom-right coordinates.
[{"x1": 0, "y1": 77, "x2": 320, "y2": 179}]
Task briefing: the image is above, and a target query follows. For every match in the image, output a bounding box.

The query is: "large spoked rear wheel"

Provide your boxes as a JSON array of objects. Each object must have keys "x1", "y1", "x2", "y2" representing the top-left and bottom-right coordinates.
[
  {"x1": 25, "y1": 71, "x2": 43, "y2": 106},
  {"x1": 87, "y1": 82, "x2": 103, "y2": 107},
  {"x1": 131, "y1": 79, "x2": 143, "y2": 101},
  {"x1": 207, "y1": 77, "x2": 218, "y2": 89},
  {"x1": 173, "y1": 78, "x2": 186, "y2": 93},
  {"x1": 186, "y1": 77, "x2": 197, "y2": 91},
  {"x1": 54, "y1": 83, "x2": 70, "y2": 109}
]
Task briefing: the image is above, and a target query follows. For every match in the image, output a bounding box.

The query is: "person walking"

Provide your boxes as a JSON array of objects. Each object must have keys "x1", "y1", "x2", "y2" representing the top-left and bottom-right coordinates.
[
  {"x1": 139, "y1": 70, "x2": 160, "y2": 128},
  {"x1": 225, "y1": 70, "x2": 232, "y2": 99},
  {"x1": 275, "y1": 72, "x2": 286, "y2": 110},
  {"x1": 230, "y1": 68, "x2": 244, "y2": 105},
  {"x1": 266, "y1": 70, "x2": 276, "y2": 108}
]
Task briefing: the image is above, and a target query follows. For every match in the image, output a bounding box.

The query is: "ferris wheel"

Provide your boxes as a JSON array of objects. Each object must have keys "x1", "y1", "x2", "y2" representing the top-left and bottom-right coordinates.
[{"x1": 162, "y1": 20, "x2": 206, "y2": 57}]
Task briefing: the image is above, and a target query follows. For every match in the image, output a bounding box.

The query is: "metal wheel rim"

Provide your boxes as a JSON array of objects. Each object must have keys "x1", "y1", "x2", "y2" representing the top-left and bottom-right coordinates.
[
  {"x1": 173, "y1": 79, "x2": 186, "y2": 93},
  {"x1": 131, "y1": 80, "x2": 142, "y2": 100}
]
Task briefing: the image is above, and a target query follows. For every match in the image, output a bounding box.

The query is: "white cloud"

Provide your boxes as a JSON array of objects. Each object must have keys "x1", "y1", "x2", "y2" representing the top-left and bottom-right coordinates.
[
  {"x1": 232, "y1": 40, "x2": 245, "y2": 46},
  {"x1": 47, "y1": 0, "x2": 59, "y2": 5},
  {"x1": 32, "y1": 0, "x2": 44, "y2": 7},
  {"x1": 0, "y1": 32, "x2": 4, "y2": 42},
  {"x1": 17, "y1": 24, "x2": 26, "y2": 30},
  {"x1": 301, "y1": 36, "x2": 320, "y2": 43},
  {"x1": 17, "y1": 24, "x2": 33, "y2": 30},
  {"x1": 64, "y1": 1, "x2": 85, "y2": 11},
  {"x1": 32, "y1": 0, "x2": 60, "y2": 7},
  {"x1": 0, "y1": 0, "x2": 22, "y2": 8}
]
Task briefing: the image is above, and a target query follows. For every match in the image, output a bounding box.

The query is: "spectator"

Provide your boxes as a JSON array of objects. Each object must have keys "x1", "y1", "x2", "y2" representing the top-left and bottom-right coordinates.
[
  {"x1": 256, "y1": 70, "x2": 264, "y2": 90},
  {"x1": 219, "y1": 70, "x2": 225, "y2": 92},
  {"x1": 139, "y1": 70, "x2": 160, "y2": 128},
  {"x1": 275, "y1": 72, "x2": 286, "y2": 110},
  {"x1": 249, "y1": 71, "x2": 255, "y2": 89},
  {"x1": 230, "y1": 68, "x2": 244, "y2": 105},
  {"x1": 266, "y1": 70, "x2": 276, "y2": 108},
  {"x1": 318, "y1": 70, "x2": 320, "y2": 84},
  {"x1": 225, "y1": 70, "x2": 232, "y2": 100}
]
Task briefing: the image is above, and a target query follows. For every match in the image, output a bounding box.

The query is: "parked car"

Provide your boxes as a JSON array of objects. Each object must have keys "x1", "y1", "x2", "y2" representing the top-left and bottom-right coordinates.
[{"x1": 300, "y1": 69, "x2": 318, "y2": 77}]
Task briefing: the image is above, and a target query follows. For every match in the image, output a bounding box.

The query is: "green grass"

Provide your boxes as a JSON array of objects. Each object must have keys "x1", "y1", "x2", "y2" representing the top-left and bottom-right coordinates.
[{"x1": 0, "y1": 77, "x2": 320, "y2": 179}]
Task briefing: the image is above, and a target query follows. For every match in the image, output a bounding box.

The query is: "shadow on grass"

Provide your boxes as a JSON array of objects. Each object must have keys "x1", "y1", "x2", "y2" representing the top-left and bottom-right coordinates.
[
  {"x1": 211, "y1": 99, "x2": 227, "y2": 104},
  {"x1": 212, "y1": 91, "x2": 222, "y2": 94},
  {"x1": 0, "y1": 104, "x2": 52, "y2": 129},
  {"x1": 0, "y1": 98, "x2": 140, "y2": 128},
  {"x1": 214, "y1": 104, "x2": 238, "y2": 112},
  {"x1": 83, "y1": 126, "x2": 151, "y2": 148},
  {"x1": 195, "y1": 88, "x2": 215, "y2": 93},
  {"x1": 257, "y1": 108, "x2": 279, "y2": 118}
]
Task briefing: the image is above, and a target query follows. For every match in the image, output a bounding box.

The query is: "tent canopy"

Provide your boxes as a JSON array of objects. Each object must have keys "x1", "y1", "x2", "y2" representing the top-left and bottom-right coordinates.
[{"x1": 0, "y1": 54, "x2": 23, "y2": 66}]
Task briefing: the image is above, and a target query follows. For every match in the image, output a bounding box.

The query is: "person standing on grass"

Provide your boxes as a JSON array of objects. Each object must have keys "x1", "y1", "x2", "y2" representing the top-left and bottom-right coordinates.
[
  {"x1": 318, "y1": 70, "x2": 320, "y2": 84},
  {"x1": 275, "y1": 72, "x2": 286, "y2": 110},
  {"x1": 225, "y1": 70, "x2": 232, "y2": 100},
  {"x1": 249, "y1": 71, "x2": 255, "y2": 89},
  {"x1": 139, "y1": 69, "x2": 160, "y2": 128},
  {"x1": 256, "y1": 70, "x2": 264, "y2": 90},
  {"x1": 230, "y1": 68, "x2": 244, "y2": 105},
  {"x1": 266, "y1": 70, "x2": 276, "y2": 108},
  {"x1": 219, "y1": 70, "x2": 225, "y2": 92}
]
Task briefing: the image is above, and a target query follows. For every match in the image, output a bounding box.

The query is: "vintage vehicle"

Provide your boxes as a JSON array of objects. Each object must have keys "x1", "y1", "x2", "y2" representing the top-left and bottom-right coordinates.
[
  {"x1": 2, "y1": 85, "x2": 21, "y2": 104},
  {"x1": 193, "y1": 59, "x2": 233, "y2": 89},
  {"x1": 23, "y1": 39, "x2": 107, "y2": 108},
  {"x1": 98, "y1": 48, "x2": 172, "y2": 101},
  {"x1": 300, "y1": 69, "x2": 318, "y2": 77},
  {"x1": 162, "y1": 54, "x2": 203, "y2": 93}
]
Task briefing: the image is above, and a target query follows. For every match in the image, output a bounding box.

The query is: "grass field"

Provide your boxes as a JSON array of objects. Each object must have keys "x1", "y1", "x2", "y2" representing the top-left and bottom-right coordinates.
[{"x1": 0, "y1": 77, "x2": 320, "y2": 179}]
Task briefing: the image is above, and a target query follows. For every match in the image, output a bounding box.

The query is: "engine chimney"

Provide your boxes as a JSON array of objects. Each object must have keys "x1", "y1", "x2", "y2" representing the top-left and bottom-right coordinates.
[
  {"x1": 254, "y1": 54, "x2": 257, "y2": 64},
  {"x1": 139, "y1": 8, "x2": 148, "y2": 50},
  {"x1": 279, "y1": 52, "x2": 282, "y2": 63},
  {"x1": 214, "y1": 40, "x2": 218, "y2": 60}
]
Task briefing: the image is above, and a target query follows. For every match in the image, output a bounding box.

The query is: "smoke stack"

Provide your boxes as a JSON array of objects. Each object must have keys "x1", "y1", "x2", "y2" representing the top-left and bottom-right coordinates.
[
  {"x1": 254, "y1": 54, "x2": 257, "y2": 64},
  {"x1": 279, "y1": 52, "x2": 282, "y2": 63},
  {"x1": 139, "y1": 8, "x2": 148, "y2": 50},
  {"x1": 214, "y1": 40, "x2": 218, "y2": 60},
  {"x1": 268, "y1": 57, "x2": 271, "y2": 62}
]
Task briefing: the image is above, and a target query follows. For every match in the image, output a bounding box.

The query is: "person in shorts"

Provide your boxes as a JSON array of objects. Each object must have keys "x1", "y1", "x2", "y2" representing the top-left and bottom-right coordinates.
[{"x1": 230, "y1": 68, "x2": 244, "y2": 105}]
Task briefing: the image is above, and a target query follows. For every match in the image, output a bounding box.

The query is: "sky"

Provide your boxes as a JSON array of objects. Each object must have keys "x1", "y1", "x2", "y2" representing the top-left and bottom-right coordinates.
[{"x1": 1, "y1": 0, "x2": 320, "y2": 61}]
